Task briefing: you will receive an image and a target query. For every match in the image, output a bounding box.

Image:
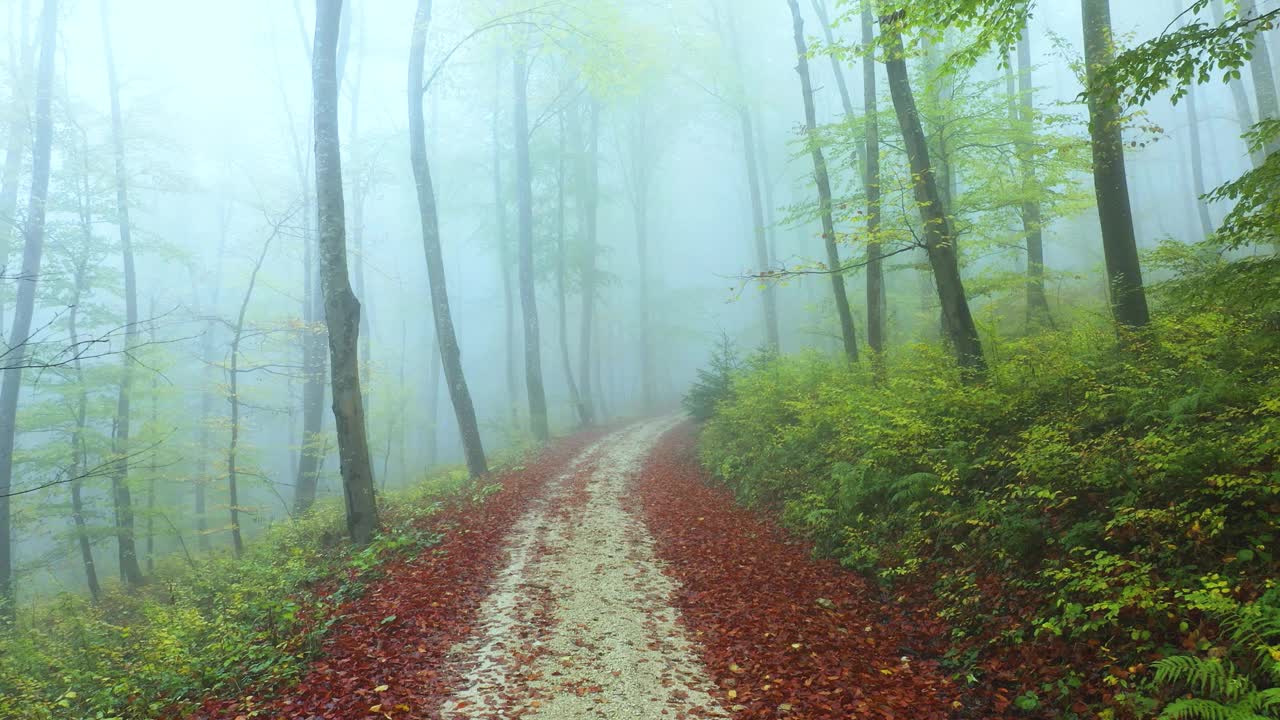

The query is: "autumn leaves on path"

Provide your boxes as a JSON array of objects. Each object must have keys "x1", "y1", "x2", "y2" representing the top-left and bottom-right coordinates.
[{"x1": 199, "y1": 419, "x2": 968, "y2": 719}]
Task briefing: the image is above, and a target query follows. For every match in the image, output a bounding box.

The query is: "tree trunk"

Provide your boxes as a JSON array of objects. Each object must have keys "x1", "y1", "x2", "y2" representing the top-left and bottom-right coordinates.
[
  {"x1": 1185, "y1": 82, "x2": 1214, "y2": 238},
  {"x1": 68, "y1": 129, "x2": 102, "y2": 601},
  {"x1": 0, "y1": 0, "x2": 34, "y2": 329},
  {"x1": 1081, "y1": 0, "x2": 1150, "y2": 328},
  {"x1": 315, "y1": 0, "x2": 379, "y2": 545},
  {"x1": 146, "y1": 298, "x2": 157, "y2": 573},
  {"x1": 625, "y1": 109, "x2": 656, "y2": 413},
  {"x1": 1212, "y1": 0, "x2": 1265, "y2": 166},
  {"x1": 493, "y1": 56, "x2": 518, "y2": 426},
  {"x1": 577, "y1": 99, "x2": 600, "y2": 424},
  {"x1": 786, "y1": 0, "x2": 858, "y2": 363},
  {"x1": 292, "y1": 16, "x2": 327, "y2": 517},
  {"x1": 862, "y1": 3, "x2": 885, "y2": 362},
  {"x1": 1016, "y1": 27, "x2": 1053, "y2": 326},
  {"x1": 512, "y1": 51, "x2": 550, "y2": 441},
  {"x1": 347, "y1": 14, "x2": 372, "y2": 417},
  {"x1": 556, "y1": 110, "x2": 586, "y2": 426},
  {"x1": 881, "y1": 18, "x2": 986, "y2": 372},
  {"x1": 408, "y1": 0, "x2": 488, "y2": 477},
  {"x1": 1241, "y1": 0, "x2": 1280, "y2": 156},
  {"x1": 67, "y1": 265, "x2": 100, "y2": 602},
  {"x1": 722, "y1": 9, "x2": 781, "y2": 352},
  {"x1": 101, "y1": 0, "x2": 145, "y2": 588},
  {"x1": 0, "y1": 0, "x2": 56, "y2": 618}
]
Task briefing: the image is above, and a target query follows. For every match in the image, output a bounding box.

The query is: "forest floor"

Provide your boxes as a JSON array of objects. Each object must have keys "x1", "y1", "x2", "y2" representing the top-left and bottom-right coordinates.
[{"x1": 199, "y1": 419, "x2": 980, "y2": 720}]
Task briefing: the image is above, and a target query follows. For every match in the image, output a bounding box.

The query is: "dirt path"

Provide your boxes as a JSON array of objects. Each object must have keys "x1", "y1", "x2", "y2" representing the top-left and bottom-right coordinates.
[{"x1": 443, "y1": 418, "x2": 726, "y2": 719}]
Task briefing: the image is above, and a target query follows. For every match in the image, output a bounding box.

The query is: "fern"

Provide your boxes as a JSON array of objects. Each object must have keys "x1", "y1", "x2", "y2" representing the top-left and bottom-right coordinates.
[{"x1": 1160, "y1": 697, "x2": 1272, "y2": 720}]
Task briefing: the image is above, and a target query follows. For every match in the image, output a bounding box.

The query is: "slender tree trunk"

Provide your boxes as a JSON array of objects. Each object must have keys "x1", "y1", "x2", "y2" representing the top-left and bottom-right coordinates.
[
  {"x1": 722, "y1": 9, "x2": 781, "y2": 352},
  {"x1": 862, "y1": 4, "x2": 885, "y2": 363},
  {"x1": 555, "y1": 111, "x2": 586, "y2": 426},
  {"x1": 1016, "y1": 27, "x2": 1053, "y2": 326},
  {"x1": 67, "y1": 267, "x2": 100, "y2": 602},
  {"x1": 787, "y1": 0, "x2": 858, "y2": 363},
  {"x1": 315, "y1": 0, "x2": 379, "y2": 545},
  {"x1": 67, "y1": 135, "x2": 102, "y2": 601},
  {"x1": 408, "y1": 0, "x2": 487, "y2": 477},
  {"x1": 1212, "y1": 0, "x2": 1265, "y2": 167},
  {"x1": 101, "y1": 0, "x2": 145, "y2": 588},
  {"x1": 1184, "y1": 82, "x2": 1214, "y2": 237},
  {"x1": 0, "y1": 0, "x2": 34, "y2": 328},
  {"x1": 196, "y1": 316, "x2": 213, "y2": 552},
  {"x1": 146, "y1": 298, "x2": 157, "y2": 573},
  {"x1": 1081, "y1": 0, "x2": 1150, "y2": 328},
  {"x1": 881, "y1": 17, "x2": 986, "y2": 372},
  {"x1": 0, "y1": 0, "x2": 56, "y2": 618},
  {"x1": 625, "y1": 111, "x2": 656, "y2": 413},
  {"x1": 578, "y1": 99, "x2": 600, "y2": 424},
  {"x1": 512, "y1": 51, "x2": 550, "y2": 441},
  {"x1": 347, "y1": 16, "x2": 372, "y2": 417},
  {"x1": 493, "y1": 56, "x2": 518, "y2": 425},
  {"x1": 292, "y1": 20, "x2": 327, "y2": 516},
  {"x1": 1241, "y1": 0, "x2": 1280, "y2": 156},
  {"x1": 224, "y1": 232, "x2": 276, "y2": 557}
]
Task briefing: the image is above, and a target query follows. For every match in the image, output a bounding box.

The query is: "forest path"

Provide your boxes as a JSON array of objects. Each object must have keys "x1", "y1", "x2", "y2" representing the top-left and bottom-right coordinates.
[{"x1": 442, "y1": 417, "x2": 727, "y2": 719}]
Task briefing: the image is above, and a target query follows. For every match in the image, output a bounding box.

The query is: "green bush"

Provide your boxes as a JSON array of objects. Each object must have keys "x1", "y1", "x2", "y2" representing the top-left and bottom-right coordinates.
[
  {"x1": 695, "y1": 256, "x2": 1280, "y2": 717},
  {"x1": 0, "y1": 468, "x2": 472, "y2": 719}
]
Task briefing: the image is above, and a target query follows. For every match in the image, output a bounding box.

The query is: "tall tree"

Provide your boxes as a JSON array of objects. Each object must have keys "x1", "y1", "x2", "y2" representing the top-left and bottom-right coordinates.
[
  {"x1": 786, "y1": 0, "x2": 858, "y2": 363},
  {"x1": 493, "y1": 53, "x2": 518, "y2": 425},
  {"x1": 619, "y1": 101, "x2": 658, "y2": 409},
  {"x1": 1211, "y1": 0, "x2": 1266, "y2": 168},
  {"x1": 1081, "y1": 0, "x2": 1150, "y2": 328},
  {"x1": 285, "y1": 2, "x2": 328, "y2": 516},
  {"x1": 881, "y1": 15, "x2": 986, "y2": 372},
  {"x1": 862, "y1": 2, "x2": 885, "y2": 362},
  {"x1": 1016, "y1": 25, "x2": 1053, "y2": 325},
  {"x1": 721, "y1": 8, "x2": 781, "y2": 352},
  {"x1": 315, "y1": 0, "x2": 379, "y2": 545},
  {"x1": 555, "y1": 108, "x2": 586, "y2": 425},
  {"x1": 408, "y1": 0, "x2": 488, "y2": 477},
  {"x1": 0, "y1": 0, "x2": 57, "y2": 618},
  {"x1": 512, "y1": 49, "x2": 550, "y2": 442},
  {"x1": 576, "y1": 98, "x2": 600, "y2": 424},
  {"x1": 67, "y1": 136, "x2": 100, "y2": 600},
  {"x1": 1184, "y1": 81, "x2": 1214, "y2": 238},
  {"x1": 0, "y1": 0, "x2": 34, "y2": 327},
  {"x1": 100, "y1": 0, "x2": 145, "y2": 588},
  {"x1": 1240, "y1": 0, "x2": 1280, "y2": 157}
]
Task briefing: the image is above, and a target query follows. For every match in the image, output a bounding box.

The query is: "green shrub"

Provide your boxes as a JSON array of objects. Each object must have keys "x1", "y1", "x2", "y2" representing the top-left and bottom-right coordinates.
[{"x1": 693, "y1": 256, "x2": 1280, "y2": 717}]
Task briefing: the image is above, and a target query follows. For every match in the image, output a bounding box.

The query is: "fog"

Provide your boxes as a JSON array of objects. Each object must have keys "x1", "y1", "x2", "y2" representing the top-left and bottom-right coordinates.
[{"x1": 0, "y1": 0, "x2": 1263, "y2": 603}]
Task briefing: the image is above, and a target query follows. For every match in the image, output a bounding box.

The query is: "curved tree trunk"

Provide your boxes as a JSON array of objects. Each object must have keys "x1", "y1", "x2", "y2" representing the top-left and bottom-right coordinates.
[
  {"x1": 881, "y1": 18, "x2": 986, "y2": 373},
  {"x1": 512, "y1": 51, "x2": 549, "y2": 441},
  {"x1": 408, "y1": 0, "x2": 488, "y2": 478},
  {"x1": 1081, "y1": 0, "x2": 1150, "y2": 328},
  {"x1": 315, "y1": 0, "x2": 378, "y2": 545},
  {"x1": 0, "y1": 0, "x2": 57, "y2": 618},
  {"x1": 100, "y1": 0, "x2": 145, "y2": 588},
  {"x1": 786, "y1": 0, "x2": 858, "y2": 363}
]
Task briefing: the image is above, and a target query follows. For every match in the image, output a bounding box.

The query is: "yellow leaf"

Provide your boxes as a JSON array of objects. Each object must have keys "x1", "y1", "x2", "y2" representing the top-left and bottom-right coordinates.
[
  {"x1": 374, "y1": 684, "x2": 389, "y2": 693},
  {"x1": 879, "y1": 668, "x2": 894, "y2": 676},
  {"x1": 727, "y1": 690, "x2": 737, "y2": 700},
  {"x1": 370, "y1": 705, "x2": 382, "y2": 713}
]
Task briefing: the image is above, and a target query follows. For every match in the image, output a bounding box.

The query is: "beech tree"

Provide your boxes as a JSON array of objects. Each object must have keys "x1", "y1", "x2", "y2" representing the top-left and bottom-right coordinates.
[
  {"x1": 408, "y1": 0, "x2": 488, "y2": 477},
  {"x1": 1081, "y1": 0, "x2": 1150, "y2": 328},
  {"x1": 314, "y1": 0, "x2": 378, "y2": 545},
  {"x1": 0, "y1": 0, "x2": 57, "y2": 618},
  {"x1": 880, "y1": 13, "x2": 985, "y2": 372},
  {"x1": 785, "y1": 0, "x2": 859, "y2": 363}
]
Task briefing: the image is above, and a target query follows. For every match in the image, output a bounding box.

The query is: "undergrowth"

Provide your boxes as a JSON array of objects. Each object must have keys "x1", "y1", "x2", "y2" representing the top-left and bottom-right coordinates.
[
  {"x1": 694, "y1": 253, "x2": 1280, "y2": 718},
  {"x1": 0, "y1": 467, "x2": 483, "y2": 720}
]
